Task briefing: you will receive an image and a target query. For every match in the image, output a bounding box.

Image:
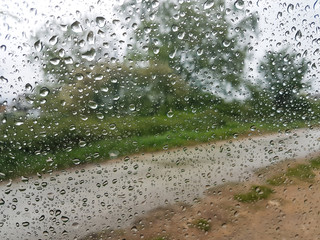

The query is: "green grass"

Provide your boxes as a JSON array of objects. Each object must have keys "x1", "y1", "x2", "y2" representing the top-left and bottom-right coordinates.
[
  {"x1": 234, "y1": 185, "x2": 274, "y2": 203},
  {"x1": 266, "y1": 174, "x2": 288, "y2": 186},
  {"x1": 191, "y1": 218, "x2": 211, "y2": 231},
  {"x1": 310, "y1": 158, "x2": 320, "y2": 169},
  {"x1": 266, "y1": 158, "x2": 320, "y2": 186},
  {"x1": 0, "y1": 108, "x2": 313, "y2": 180},
  {"x1": 286, "y1": 164, "x2": 315, "y2": 181},
  {"x1": 150, "y1": 237, "x2": 169, "y2": 240}
]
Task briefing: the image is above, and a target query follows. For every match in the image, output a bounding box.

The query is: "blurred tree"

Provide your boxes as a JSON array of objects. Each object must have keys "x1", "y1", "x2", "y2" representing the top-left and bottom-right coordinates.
[
  {"x1": 40, "y1": 62, "x2": 212, "y2": 116},
  {"x1": 30, "y1": 15, "x2": 220, "y2": 117},
  {"x1": 30, "y1": 17, "x2": 112, "y2": 85},
  {"x1": 259, "y1": 48, "x2": 310, "y2": 118},
  {"x1": 120, "y1": 0, "x2": 258, "y2": 94}
]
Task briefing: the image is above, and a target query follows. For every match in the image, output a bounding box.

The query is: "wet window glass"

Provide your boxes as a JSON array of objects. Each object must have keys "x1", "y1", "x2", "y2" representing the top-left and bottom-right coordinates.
[{"x1": 1, "y1": 0, "x2": 320, "y2": 239}]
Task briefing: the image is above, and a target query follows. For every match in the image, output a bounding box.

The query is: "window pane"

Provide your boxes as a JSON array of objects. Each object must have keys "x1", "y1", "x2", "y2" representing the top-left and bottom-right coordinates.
[{"x1": 0, "y1": 0, "x2": 319, "y2": 239}]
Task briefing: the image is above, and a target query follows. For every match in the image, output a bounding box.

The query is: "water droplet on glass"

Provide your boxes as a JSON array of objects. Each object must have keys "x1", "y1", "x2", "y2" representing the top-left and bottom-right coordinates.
[
  {"x1": 250, "y1": 125, "x2": 256, "y2": 131},
  {"x1": 277, "y1": 12, "x2": 282, "y2": 19},
  {"x1": 109, "y1": 123, "x2": 116, "y2": 130},
  {"x1": 178, "y1": 32, "x2": 185, "y2": 39},
  {"x1": 75, "y1": 73, "x2": 84, "y2": 81},
  {"x1": 234, "y1": 0, "x2": 244, "y2": 10},
  {"x1": 87, "y1": 31, "x2": 95, "y2": 44},
  {"x1": 71, "y1": 21, "x2": 83, "y2": 33},
  {"x1": 204, "y1": 0, "x2": 214, "y2": 10},
  {"x1": 287, "y1": 4, "x2": 294, "y2": 13},
  {"x1": 14, "y1": 121, "x2": 24, "y2": 126},
  {"x1": 72, "y1": 159, "x2": 81, "y2": 165},
  {"x1": 167, "y1": 110, "x2": 174, "y2": 118},
  {"x1": 49, "y1": 58, "x2": 60, "y2": 65},
  {"x1": 109, "y1": 150, "x2": 119, "y2": 158},
  {"x1": 101, "y1": 87, "x2": 108, "y2": 93},
  {"x1": 172, "y1": 24, "x2": 179, "y2": 32},
  {"x1": 93, "y1": 74, "x2": 103, "y2": 81},
  {"x1": 81, "y1": 48, "x2": 96, "y2": 61},
  {"x1": 222, "y1": 39, "x2": 231, "y2": 47},
  {"x1": 96, "y1": 17, "x2": 106, "y2": 27},
  {"x1": 25, "y1": 83, "x2": 33, "y2": 91},
  {"x1": 22, "y1": 222, "x2": 30, "y2": 227},
  {"x1": 295, "y1": 30, "x2": 302, "y2": 41},
  {"x1": 0, "y1": 76, "x2": 8, "y2": 83},
  {"x1": 34, "y1": 40, "x2": 43, "y2": 52},
  {"x1": 88, "y1": 100, "x2": 98, "y2": 109},
  {"x1": 79, "y1": 141, "x2": 86, "y2": 148},
  {"x1": 153, "y1": 47, "x2": 160, "y2": 54},
  {"x1": 0, "y1": 45, "x2": 6, "y2": 52},
  {"x1": 197, "y1": 48, "x2": 203, "y2": 56},
  {"x1": 64, "y1": 57, "x2": 73, "y2": 64},
  {"x1": 129, "y1": 104, "x2": 135, "y2": 111},
  {"x1": 72, "y1": 222, "x2": 79, "y2": 228},
  {"x1": 49, "y1": 35, "x2": 58, "y2": 45},
  {"x1": 58, "y1": 48, "x2": 65, "y2": 57},
  {"x1": 40, "y1": 87, "x2": 50, "y2": 97},
  {"x1": 61, "y1": 216, "x2": 69, "y2": 223},
  {"x1": 96, "y1": 112, "x2": 104, "y2": 119}
]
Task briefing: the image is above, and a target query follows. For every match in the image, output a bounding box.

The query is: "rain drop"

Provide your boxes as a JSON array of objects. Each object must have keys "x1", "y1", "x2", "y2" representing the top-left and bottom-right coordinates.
[
  {"x1": 167, "y1": 110, "x2": 174, "y2": 118},
  {"x1": 0, "y1": 45, "x2": 6, "y2": 52},
  {"x1": 34, "y1": 40, "x2": 43, "y2": 52},
  {"x1": 71, "y1": 21, "x2": 83, "y2": 33},
  {"x1": 295, "y1": 30, "x2": 302, "y2": 41},
  {"x1": 82, "y1": 48, "x2": 96, "y2": 61},
  {"x1": 204, "y1": 0, "x2": 214, "y2": 10},
  {"x1": 22, "y1": 222, "x2": 30, "y2": 227},
  {"x1": 49, "y1": 35, "x2": 58, "y2": 45},
  {"x1": 61, "y1": 216, "x2": 69, "y2": 223},
  {"x1": 88, "y1": 100, "x2": 98, "y2": 109},
  {"x1": 49, "y1": 58, "x2": 60, "y2": 65},
  {"x1": 129, "y1": 104, "x2": 135, "y2": 111},
  {"x1": 25, "y1": 83, "x2": 33, "y2": 91},
  {"x1": 96, "y1": 17, "x2": 106, "y2": 27},
  {"x1": 75, "y1": 73, "x2": 84, "y2": 81},
  {"x1": 287, "y1": 4, "x2": 294, "y2": 13},
  {"x1": 234, "y1": 0, "x2": 244, "y2": 10},
  {"x1": 39, "y1": 87, "x2": 50, "y2": 97},
  {"x1": 64, "y1": 57, "x2": 73, "y2": 64},
  {"x1": 87, "y1": 31, "x2": 95, "y2": 44}
]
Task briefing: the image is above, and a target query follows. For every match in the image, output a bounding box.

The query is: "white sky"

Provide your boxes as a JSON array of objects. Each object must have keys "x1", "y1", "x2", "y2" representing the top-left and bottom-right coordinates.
[{"x1": 0, "y1": 0, "x2": 319, "y2": 102}]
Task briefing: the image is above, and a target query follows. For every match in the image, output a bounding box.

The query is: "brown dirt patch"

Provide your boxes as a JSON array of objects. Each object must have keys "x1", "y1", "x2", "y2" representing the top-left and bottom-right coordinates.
[{"x1": 84, "y1": 158, "x2": 320, "y2": 240}]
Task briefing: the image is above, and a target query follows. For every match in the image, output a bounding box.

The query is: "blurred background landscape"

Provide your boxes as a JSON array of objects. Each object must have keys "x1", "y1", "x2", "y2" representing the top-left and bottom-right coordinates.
[{"x1": 0, "y1": 0, "x2": 320, "y2": 179}]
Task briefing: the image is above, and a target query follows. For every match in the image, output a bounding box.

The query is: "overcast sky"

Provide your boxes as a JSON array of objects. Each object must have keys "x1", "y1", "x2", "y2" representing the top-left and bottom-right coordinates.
[{"x1": 0, "y1": 0, "x2": 319, "y2": 102}]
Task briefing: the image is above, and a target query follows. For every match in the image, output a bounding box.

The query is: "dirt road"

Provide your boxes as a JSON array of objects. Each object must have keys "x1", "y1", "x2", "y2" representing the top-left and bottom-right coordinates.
[{"x1": 1, "y1": 128, "x2": 320, "y2": 239}]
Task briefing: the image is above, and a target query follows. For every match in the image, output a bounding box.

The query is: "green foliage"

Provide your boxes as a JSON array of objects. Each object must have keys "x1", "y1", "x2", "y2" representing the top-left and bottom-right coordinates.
[
  {"x1": 150, "y1": 237, "x2": 169, "y2": 240},
  {"x1": 259, "y1": 48, "x2": 310, "y2": 119},
  {"x1": 267, "y1": 162, "x2": 318, "y2": 186},
  {"x1": 286, "y1": 164, "x2": 315, "y2": 181},
  {"x1": 266, "y1": 174, "x2": 288, "y2": 186},
  {"x1": 120, "y1": 0, "x2": 258, "y2": 93},
  {"x1": 30, "y1": 17, "x2": 110, "y2": 85},
  {"x1": 191, "y1": 218, "x2": 211, "y2": 232},
  {"x1": 0, "y1": 107, "x2": 287, "y2": 180},
  {"x1": 234, "y1": 185, "x2": 273, "y2": 203},
  {"x1": 310, "y1": 157, "x2": 320, "y2": 169}
]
